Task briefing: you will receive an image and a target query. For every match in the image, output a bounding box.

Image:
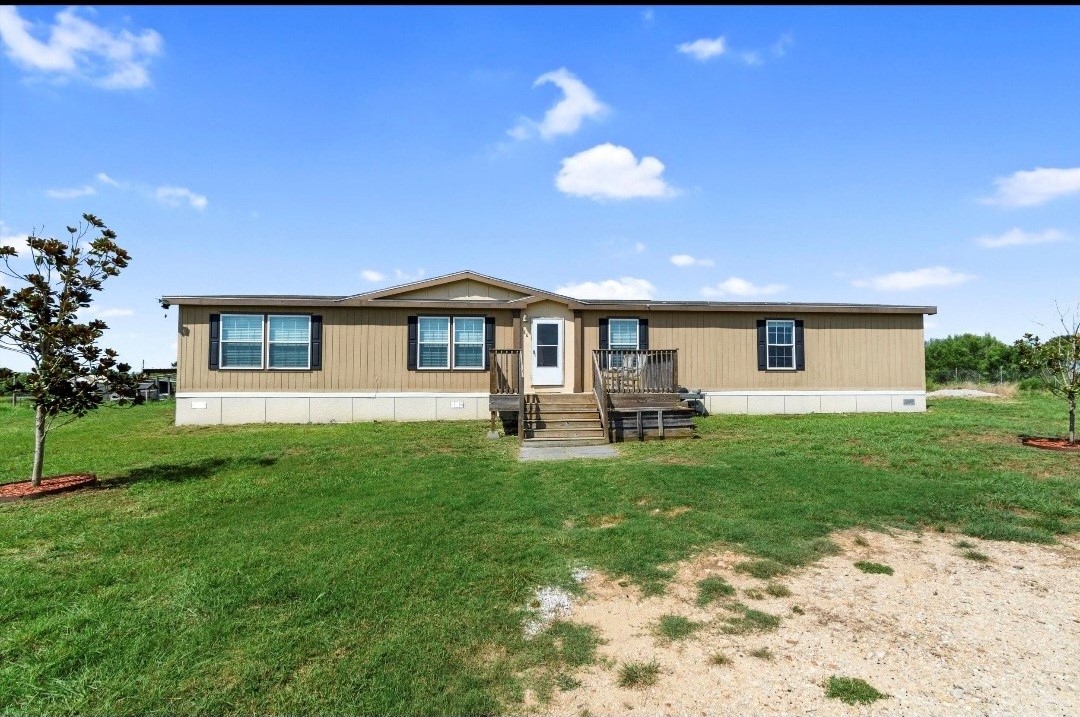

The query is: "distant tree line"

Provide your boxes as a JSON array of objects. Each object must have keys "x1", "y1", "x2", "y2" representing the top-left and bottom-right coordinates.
[{"x1": 924, "y1": 333, "x2": 1029, "y2": 385}]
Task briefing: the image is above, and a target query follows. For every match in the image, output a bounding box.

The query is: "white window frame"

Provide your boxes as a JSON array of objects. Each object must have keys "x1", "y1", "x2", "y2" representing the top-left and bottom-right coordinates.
[
  {"x1": 608, "y1": 318, "x2": 640, "y2": 350},
  {"x1": 417, "y1": 316, "x2": 488, "y2": 371},
  {"x1": 267, "y1": 314, "x2": 312, "y2": 371},
  {"x1": 607, "y1": 317, "x2": 640, "y2": 369},
  {"x1": 219, "y1": 313, "x2": 265, "y2": 370},
  {"x1": 452, "y1": 316, "x2": 486, "y2": 371},
  {"x1": 417, "y1": 316, "x2": 452, "y2": 370},
  {"x1": 218, "y1": 313, "x2": 314, "y2": 371},
  {"x1": 766, "y1": 319, "x2": 796, "y2": 370}
]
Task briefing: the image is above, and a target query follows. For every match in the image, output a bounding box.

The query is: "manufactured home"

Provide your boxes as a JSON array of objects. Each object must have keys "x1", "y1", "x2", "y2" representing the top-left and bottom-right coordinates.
[{"x1": 162, "y1": 271, "x2": 935, "y2": 442}]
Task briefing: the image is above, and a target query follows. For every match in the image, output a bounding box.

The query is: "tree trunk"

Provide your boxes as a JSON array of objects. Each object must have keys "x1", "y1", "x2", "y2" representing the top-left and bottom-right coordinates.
[
  {"x1": 31, "y1": 405, "x2": 46, "y2": 487},
  {"x1": 1070, "y1": 396, "x2": 1076, "y2": 445}
]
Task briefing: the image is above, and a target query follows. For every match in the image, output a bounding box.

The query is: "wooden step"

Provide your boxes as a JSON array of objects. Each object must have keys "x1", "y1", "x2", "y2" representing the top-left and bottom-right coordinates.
[
  {"x1": 527, "y1": 393, "x2": 598, "y2": 404},
  {"x1": 526, "y1": 418, "x2": 603, "y2": 429},
  {"x1": 527, "y1": 426, "x2": 606, "y2": 437},
  {"x1": 523, "y1": 409, "x2": 600, "y2": 419},
  {"x1": 522, "y1": 436, "x2": 610, "y2": 447}
]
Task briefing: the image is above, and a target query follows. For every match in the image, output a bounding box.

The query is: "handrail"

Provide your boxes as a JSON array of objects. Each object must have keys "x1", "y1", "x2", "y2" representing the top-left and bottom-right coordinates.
[
  {"x1": 517, "y1": 351, "x2": 525, "y2": 441},
  {"x1": 489, "y1": 349, "x2": 521, "y2": 395},
  {"x1": 592, "y1": 352, "x2": 610, "y2": 442},
  {"x1": 593, "y1": 349, "x2": 679, "y2": 393}
]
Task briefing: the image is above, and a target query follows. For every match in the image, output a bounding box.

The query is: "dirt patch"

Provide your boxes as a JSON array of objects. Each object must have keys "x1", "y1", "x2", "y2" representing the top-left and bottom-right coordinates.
[
  {"x1": 660, "y1": 506, "x2": 692, "y2": 518},
  {"x1": 545, "y1": 529, "x2": 1080, "y2": 716},
  {"x1": 0, "y1": 474, "x2": 97, "y2": 502},
  {"x1": 585, "y1": 515, "x2": 625, "y2": 530}
]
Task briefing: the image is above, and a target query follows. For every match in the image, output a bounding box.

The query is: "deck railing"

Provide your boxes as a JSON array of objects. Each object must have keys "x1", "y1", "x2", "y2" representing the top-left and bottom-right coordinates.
[
  {"x1": 592, "y1": 352, "x2": 611, "y2": 442},
  {"x1": 489, "y1": 349, "x2": 525, "y2": 441},
  {"x1": 489, "y1": 349, "x2": 521, "y2": 395},
  {"x1": 594, "y1": 349, "x2": 679, "y2": 393}
]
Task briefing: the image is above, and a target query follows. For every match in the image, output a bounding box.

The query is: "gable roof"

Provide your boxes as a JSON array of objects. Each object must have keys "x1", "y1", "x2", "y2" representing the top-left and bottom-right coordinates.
[{"x1": 161, "y1": 270, "x2": 936, "y2": 314}]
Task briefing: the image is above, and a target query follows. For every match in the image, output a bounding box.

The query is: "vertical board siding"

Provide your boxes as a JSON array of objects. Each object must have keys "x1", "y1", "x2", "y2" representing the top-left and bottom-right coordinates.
[
  {"x1": 581, "y1": 310, "x2": 924, "y2": 391},
  {"x1": 178, "y1": 306, "x2": 514, "y2": 392}
]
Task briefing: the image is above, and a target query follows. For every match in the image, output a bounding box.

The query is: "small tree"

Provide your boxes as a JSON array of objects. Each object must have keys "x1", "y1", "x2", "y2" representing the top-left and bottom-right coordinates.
[
  {"x1": 1015, "y1": 303, "x2": 1080, "y2": 445},
  {"x1": 0, "y1": 214, "x2": 140, "y2": 485}
]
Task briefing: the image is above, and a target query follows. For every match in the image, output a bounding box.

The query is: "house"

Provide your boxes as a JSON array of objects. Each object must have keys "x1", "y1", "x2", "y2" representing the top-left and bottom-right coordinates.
[{"x1": 161, "y1": 270, "x2": 935, "y2": 442}]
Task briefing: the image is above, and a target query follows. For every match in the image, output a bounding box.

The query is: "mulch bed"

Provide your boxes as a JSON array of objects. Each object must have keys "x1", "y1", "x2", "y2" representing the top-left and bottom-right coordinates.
[
  {"x1": 1020, "y1": 437, "x2": 1080, "y2": 453},
  {"x1": 0, "y1": 473, "x2": 98, "y2": 502}
]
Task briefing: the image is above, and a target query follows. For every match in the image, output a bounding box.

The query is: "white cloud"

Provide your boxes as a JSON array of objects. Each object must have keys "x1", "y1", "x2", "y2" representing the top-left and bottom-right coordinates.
[
  {"x1": 360, "y1": 269, "x2": 386, "y2": 282},
  {"x1": 155, "y1": 186, "x2": 208, "y2": 210},
  {"x1": 771, "y1": 33, "x2": 794, "y2": 57},
  {"x1": 393, "y1": 268, "x2": 426, "y2": 283},
  {"x1": 982, "y1": 166, "x2": 1080, "y2": 207},
  {"x1": 0, "y1": 6, "x2": 162, "y2": 90},
  {"x1": 678, "y1": 33, "x2": 792, "y2": 65},
  {"x1": 509, "y1": 68, "x2": 608, "y2": 141},
  {"x1": 975, "y1": 228, "x2": 1069, "y2": 249},
  {"x1": 678, "y1": 36, "x2": 727, "y2": 61},
  {"x1": 0, "y1": 220, "x2": 29, "y2": 256},
  {"x1": 641, "y1": 8, "x2": 655, "y2": 26},
  {"x1": 853, "y1": 266, "x2": 975, "y2": 291},
  {"x1": 45, "y1": 184, "x2": 96, "y2": 199},
  {"x1": 701, "y1": 277, "x2": 785, "y2": 298},
  {"x1": 670, "y1": 254, "x2": 714, "y2": 268},
  {"x1": 94, "y1": 307, "x2": 135, "y2": 318},
  {"x1": 635, "y1": 242, "x2": 646, "y2": 253},
  {"x1": 556, "y1": 143, "x2": 676, "y2": 200},
  {"x1": 96, "y1": 171, "x2": 122, "y2": 187},
  {"x1": 555, "y1": 276, "x2": 656, "y2": 300}
]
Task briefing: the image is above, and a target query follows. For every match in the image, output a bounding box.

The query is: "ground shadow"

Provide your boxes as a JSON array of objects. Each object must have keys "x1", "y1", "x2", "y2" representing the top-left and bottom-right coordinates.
[{"x1": 102, "y1": 455, "x2": 279, "y2": 489}]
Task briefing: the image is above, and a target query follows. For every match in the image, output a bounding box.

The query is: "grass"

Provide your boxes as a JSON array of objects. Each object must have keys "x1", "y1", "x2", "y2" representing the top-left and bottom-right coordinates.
[
  {"x1": 654, "y1": 614, "x2": 702, "y2": 641},
  {"x1": 1, "y1": 393, "x2": 1077, "y2": 714},
  {"x1": 617, "y1": 660, "x2": 660, "y2": 689},
  {"x1": 734, "y1": 559, "x2": 789, "y2": 580},
  {"x1": 748, "y1": 647, "x2": 774, "y2": 660},
  {"x1": 720, "y1": 603, "x2": 781, "y2": 634},
  {"x1": 765, "y1": 583, "x2": 792, "y2": 598},
  {"x1": 696, "y1": 576, "x2": 736, "y2": 606},
  {"x1": 744, "y1": 587, "x2": 765, "y2": 599},
  {"x1": 963, "y1": 549, "x2": 991, "y2": 562},
  {"x1": 708, "y1": 652, "x2": 731, "y2": 666},
  {"x1": 825, "y1": 676, "x2": 888, "y2": 705},
  {"x1": 854, "y1": 561, "x2": 895, "y2": 575}
]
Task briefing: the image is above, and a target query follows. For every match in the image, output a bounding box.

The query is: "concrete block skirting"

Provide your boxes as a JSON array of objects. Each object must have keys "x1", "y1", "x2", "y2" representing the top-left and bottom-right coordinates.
[
  {"x1": 175, "y1": 392, "x2": 489, "y2": 426},
  {"x1": 701, "y1": 390, "x2": 926, "y2": 415}
]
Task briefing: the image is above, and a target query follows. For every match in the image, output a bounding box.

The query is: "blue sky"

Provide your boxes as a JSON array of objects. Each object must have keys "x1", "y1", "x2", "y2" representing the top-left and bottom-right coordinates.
[{"x1": 1, "y1": 5, "x2": 1077, "y2": 372}]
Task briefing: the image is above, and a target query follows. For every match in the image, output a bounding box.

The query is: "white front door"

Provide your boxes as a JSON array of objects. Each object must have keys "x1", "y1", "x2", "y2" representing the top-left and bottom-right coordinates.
[{"x1": 531, "y1": 318, "x2": 564, "y2": 386}]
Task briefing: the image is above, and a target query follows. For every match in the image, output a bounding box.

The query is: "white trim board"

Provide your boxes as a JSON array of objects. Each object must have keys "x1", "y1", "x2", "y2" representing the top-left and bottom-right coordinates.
[
  {"x1": 701, "y1": 390, "x2": 925, "y2": 396},
  {"x1": 177, "y1": 391, "x2": 490, "y2": 399}
]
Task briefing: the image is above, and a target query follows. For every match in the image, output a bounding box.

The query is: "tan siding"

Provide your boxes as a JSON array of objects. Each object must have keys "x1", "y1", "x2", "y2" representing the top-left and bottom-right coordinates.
[
  {"x1": 178, "y1": 306, "x2": 514, "y2": 392},
  {"x1": 582, "y1": 310, "x2": 924, "y2": 391}
]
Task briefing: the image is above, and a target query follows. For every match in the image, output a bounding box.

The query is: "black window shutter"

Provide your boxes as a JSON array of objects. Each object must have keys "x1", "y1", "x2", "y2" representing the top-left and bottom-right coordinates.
[
  {"x1": 310, "y1": 315, "x2": 323, "y2": 370},
  {"x1": 794, "y1": 319, "x2": 805, "y2": 371},
  {"x1": 638, "y1": 318, "x2": 649, "y2": 350},
  {"x1": 484, "y1": 316, "x2": 495, "y2": 370},
  {"x1": 209, "y1": 313, "x2": 220, "y2": 370},
  {"x1": 756, "y1": 319, "x2": 767, "y2": 371},
  {"x1": 407, "y1": 315, "x2": 418, "y2": 371},
  {"x1": 599, "y1": 318, "x2": 609, "y2": 350}
]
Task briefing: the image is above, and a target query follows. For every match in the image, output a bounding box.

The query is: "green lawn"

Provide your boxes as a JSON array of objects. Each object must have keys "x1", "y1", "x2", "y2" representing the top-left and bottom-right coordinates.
[{"x1": 1, "y1": 394, "x2": 1077, "y2": 714}]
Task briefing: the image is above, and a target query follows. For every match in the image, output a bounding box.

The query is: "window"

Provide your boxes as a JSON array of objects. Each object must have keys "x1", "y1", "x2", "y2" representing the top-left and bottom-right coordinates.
[
  {"x1": 608, "y1": 318, "x2": 640, "y2": 368},
  {"x1": 217, "y1": 314, "x2": 315, "y2": 370},
  {"x1": 418, "y1": 317, "x2": 451, "y2": 369},
  {"x1": 766, "y1": 319, "x2": 795, "y2": 369},
  {"x1": 220, "y1": 314, "x2": 264, "y2": 369},
  {"x1": 453, "y1": 317, "x2": 485, "y2": 369},
  {"x1": 416, "y1": 316, "x2": 488, "y2": 370},
  {"x1": 268, "y1": 315, "x2": 311, "y2": 369}
]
